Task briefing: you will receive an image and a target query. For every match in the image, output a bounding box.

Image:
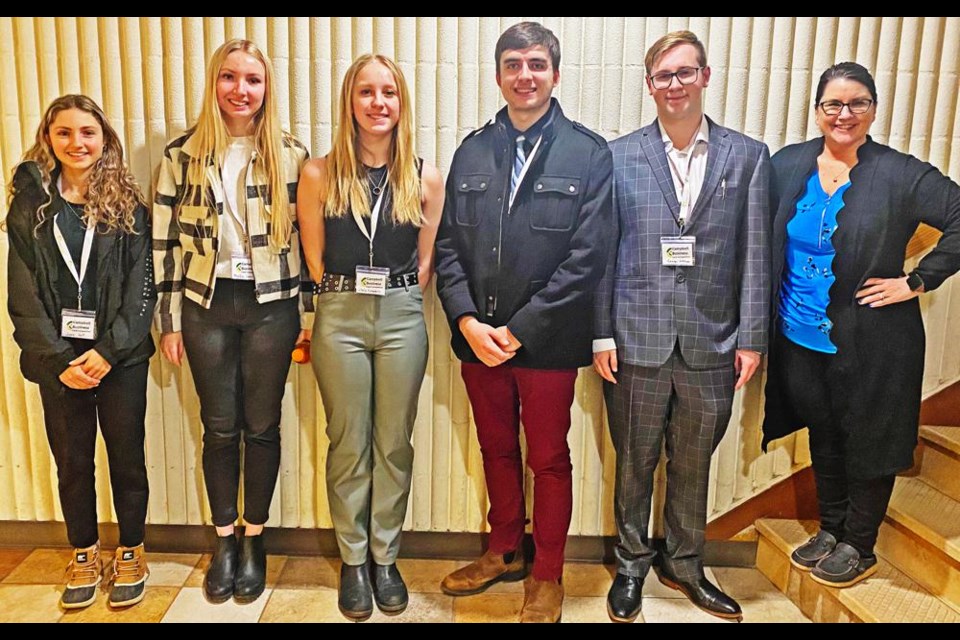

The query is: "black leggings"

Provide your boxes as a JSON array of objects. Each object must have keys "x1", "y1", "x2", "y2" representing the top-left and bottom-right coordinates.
[
  {"x1": 40, "y1": 360, "x2": 149, "y2": 549},
  {"x1": 774, "y1": 334, "x2": 895, "y2": 556},
  {"x1": 182, "y1": 279, "x2": 300, "y2": 528}
]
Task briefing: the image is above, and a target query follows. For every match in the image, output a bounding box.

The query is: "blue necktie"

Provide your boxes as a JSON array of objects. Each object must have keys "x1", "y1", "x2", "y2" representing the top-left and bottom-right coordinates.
[{"x1": 511, "y1": 135, "x2": 527, "y2": 198}]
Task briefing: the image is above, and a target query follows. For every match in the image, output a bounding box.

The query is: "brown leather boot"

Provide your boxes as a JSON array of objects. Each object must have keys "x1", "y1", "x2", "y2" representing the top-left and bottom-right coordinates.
[
  {"x1": 440, "y1": 550, "x2": 527, "y2": 596},
  {"x1": 520, "y1": 576, "x2": 564, "y2": 623},
  {"x1": 108, "y1": 543, "x2": 149, "y2": 608}
]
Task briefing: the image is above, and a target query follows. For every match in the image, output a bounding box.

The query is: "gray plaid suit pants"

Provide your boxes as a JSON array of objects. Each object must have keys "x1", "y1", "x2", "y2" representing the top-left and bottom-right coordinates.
[{"x1": 605, "y1": 345, "x2": 735, "y2": 581}]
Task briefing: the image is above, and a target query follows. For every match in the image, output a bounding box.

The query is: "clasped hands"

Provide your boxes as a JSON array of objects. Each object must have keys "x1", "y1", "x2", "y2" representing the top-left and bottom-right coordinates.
[
  {"x1": 59, "y1": 349, "x2": 111, "y2": 389},
  {"x1": 459, "y1": 316, "x2": 522, "y2": 367}
]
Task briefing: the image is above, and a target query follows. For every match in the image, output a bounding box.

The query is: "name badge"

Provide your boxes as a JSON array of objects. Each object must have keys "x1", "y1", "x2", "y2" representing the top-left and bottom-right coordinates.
[
  {"x1": 660, "y1": 236, "x2": 696, "y2": 267},
  {"x1": 61, "y1": 309, "x2": 97, "y2": 340},
  {"x1": 231, "y1": 254, "x2": 254, "y2": 281},
  {"x1": 355, "y1": 265, "x2": 390, "y2": 296}
]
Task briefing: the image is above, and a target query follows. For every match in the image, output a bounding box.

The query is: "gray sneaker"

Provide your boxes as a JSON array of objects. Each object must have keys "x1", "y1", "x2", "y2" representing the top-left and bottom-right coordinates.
[
  {"x1": 811, "y1": 542, "x2": 878, "y2": 588},
  {"x1": 790, "y1": 530, "x2": 838, "y2": 570}
]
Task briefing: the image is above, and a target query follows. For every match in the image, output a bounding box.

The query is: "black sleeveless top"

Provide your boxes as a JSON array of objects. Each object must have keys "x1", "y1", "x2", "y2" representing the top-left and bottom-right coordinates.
[{"x1": 323, "y1": 162, "x2": 421, "y2": 276}]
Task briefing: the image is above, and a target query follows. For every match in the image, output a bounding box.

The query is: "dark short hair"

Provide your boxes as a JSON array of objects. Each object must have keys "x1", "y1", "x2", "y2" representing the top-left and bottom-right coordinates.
[
  {"x1": 815, "y1": 62, "x2": 879, "y2": 106},
  {"x1": 495, "y1": 21, "x2": 561, "y2": 72}
]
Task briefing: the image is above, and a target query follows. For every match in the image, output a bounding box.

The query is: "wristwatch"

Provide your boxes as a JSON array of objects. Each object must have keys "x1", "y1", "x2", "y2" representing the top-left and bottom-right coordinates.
[{"x1": 906, "y1": 272, "x2": 926, "y2": 292}]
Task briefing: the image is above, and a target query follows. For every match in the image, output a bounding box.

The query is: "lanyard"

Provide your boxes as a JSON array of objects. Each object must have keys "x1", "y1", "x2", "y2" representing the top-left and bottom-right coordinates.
[
  {"x1": 509, "y1": 134, "x2": 544, "y2": 210},
  {"x1": 665, "y1": 141, "x2": 701, "y2": 233},
  {"x1": 352, "y1": 175, "x2": 387, "y2": 267},
  {"x1": 53, "y1": 213, "x2": 95, "y2": 311}
]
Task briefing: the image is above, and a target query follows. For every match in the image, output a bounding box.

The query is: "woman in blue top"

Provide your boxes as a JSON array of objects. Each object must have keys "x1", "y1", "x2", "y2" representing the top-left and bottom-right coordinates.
[{"x1": 763, "y1": 62, "x2": 960, "y2": 588}]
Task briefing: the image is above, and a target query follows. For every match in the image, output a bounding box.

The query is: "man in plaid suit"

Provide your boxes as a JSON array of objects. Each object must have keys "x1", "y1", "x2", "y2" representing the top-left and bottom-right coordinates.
[{"x1": 594, "y1": 30, "x2": 771, "y2": 623}]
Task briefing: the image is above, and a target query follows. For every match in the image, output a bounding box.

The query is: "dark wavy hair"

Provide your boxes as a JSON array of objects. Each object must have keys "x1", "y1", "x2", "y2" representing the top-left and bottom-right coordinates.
[{"x1": 815, "y1": 62, "x2": 878, "y2": 106}]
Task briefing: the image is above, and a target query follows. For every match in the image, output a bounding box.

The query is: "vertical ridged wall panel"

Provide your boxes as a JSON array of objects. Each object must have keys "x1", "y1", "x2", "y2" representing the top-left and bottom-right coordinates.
[{"x1": 1, "y1": 17, "x2": 957, "y2": 536}]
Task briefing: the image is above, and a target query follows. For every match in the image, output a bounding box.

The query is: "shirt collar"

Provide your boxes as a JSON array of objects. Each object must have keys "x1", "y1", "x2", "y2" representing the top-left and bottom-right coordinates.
[
  {"x1": 659, "y1": 115, "x2": 710, "y2": 154},
  {"x1": 504, "y1": 103, "x2": 553, "y2": 143}
]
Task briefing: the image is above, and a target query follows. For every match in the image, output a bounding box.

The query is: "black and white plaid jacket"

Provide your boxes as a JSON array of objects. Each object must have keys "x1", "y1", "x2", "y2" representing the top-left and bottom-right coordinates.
[{"x1": 152, "y1": 131, "x2": 312, "y2": 333}]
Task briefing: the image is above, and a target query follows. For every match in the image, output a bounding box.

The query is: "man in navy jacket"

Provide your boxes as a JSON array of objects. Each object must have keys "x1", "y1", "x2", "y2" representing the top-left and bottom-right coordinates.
[{"x1": 434, "y1": 21, "x2": 613, "y2": 623}]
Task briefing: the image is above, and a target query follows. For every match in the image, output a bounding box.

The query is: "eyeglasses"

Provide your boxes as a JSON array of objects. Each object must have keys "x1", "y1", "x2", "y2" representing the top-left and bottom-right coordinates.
[
  {"x1": 649, "y1": 67, "x2": 703, "y2": 90},
  {"x1": 818, "y1": 99, "x2": 874, "y2": 116}
]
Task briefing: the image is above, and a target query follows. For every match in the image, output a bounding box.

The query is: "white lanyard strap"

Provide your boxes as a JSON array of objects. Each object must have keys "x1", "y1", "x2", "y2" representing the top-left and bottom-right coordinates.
[
  {"x1": 509, "y1": 134, "x2": 544, "y2": 210},
  {"x1": 352, "y1": 177, "x2": 387, "y2": 267},
  {"x1": 53, "y1": 213, "x2": 95, "y2": 310},
  {"x1": 666, "y1": 143, "x2": 699, "y2": 231}
]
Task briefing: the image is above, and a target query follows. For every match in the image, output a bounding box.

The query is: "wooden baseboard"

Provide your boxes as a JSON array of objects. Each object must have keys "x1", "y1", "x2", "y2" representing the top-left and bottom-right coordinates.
[
  {"x1": 0, "y1": 521, "x2": 755, "y2": 567},
  {"x1": 706, "y1": 467, "x2": 818, "y2": 540},
  {"x1": 921, "y1": 380, "x2": 960, "y2": 427}
]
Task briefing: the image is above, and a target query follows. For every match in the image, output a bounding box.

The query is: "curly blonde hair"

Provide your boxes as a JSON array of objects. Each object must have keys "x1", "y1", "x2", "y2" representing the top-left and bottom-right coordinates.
[{"x1": 7, "y1": 94, "x2": 145, "y2": 234}]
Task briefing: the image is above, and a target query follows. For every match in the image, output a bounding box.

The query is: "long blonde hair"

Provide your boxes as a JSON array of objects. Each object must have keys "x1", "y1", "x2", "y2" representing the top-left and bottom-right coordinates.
[
  {"x1": 324, "y1": 54, "x2": 423, "y2": 226},
  {"x1": 6, "y1": 94, "x2": 144, "y2": 234},
  {"x1": 183, "y1": 39, "x2": 293, "y2": 249}
]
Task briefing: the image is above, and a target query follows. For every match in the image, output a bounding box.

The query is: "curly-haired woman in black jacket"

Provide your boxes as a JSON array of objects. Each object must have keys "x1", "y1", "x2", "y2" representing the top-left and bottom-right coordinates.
[{"x1": 5, "y1": 94, "x2": 156, "y2": 610}]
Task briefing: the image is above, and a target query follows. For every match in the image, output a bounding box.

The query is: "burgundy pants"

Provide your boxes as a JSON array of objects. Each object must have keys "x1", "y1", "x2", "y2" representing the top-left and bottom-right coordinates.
[{"x1": 460, "y1": 363, "x2": 578, "y2": 581}]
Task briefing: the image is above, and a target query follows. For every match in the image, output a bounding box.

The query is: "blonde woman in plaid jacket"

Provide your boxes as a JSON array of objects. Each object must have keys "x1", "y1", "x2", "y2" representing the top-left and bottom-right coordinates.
[{"x1": 152, "y1": 39, "x2": 311, "y2": 605}]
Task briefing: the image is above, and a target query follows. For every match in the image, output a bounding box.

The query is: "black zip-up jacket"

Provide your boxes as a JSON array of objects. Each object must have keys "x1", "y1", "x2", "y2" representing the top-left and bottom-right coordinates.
[
  {"x1": 435, "y1": 100, "x2": 614, "y2": 369},
  {"x1": 6, "y1": 162, "x2": 156, "y2": 389}
]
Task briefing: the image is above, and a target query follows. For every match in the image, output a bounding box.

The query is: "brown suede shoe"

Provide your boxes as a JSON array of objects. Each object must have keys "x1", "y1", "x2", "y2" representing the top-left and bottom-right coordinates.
[
  {"x1": 440, "y1": 550, "x2": 527, "y2": 596},
  {"x1": 520, "y1": 576, "x2": 563, "y2": 623}
]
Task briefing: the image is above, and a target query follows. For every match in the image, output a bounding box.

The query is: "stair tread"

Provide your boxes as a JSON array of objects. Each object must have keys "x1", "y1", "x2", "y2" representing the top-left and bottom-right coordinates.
[
  {"x1": 758, "y1": 518, "x2": 960, "y2": 623},
  {"x1": 920, "y1": 425, "x2": 960, "y2": 457},
  {"x1": 887, "y1": 477, "x2": 960, "y2": 563}
]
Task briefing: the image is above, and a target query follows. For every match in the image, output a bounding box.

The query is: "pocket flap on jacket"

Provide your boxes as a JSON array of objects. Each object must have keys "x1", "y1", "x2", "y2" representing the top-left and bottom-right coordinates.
[
  {"x1": 533, "y1": 176, "x2": 580, "y2": 196},
  {"x1": 457, "y1": 174, "x2": 492, "y2": 193}
]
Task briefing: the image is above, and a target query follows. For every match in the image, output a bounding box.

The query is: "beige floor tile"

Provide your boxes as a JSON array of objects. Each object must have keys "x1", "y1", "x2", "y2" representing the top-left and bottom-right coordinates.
[
  {"x1": 275, "y1": 556, "x2": 339, "y2": 590},
  {"x1": 368, "y1": 593, "x2": 455, "y2": 623},
  {"x1": 563, "y1": 563, "x2": 615, "y2": 597},
  {"x1": 712, "y1": 567, "x2": 784, "y2": 600},
  {"x1": 394, "y1": 558, "x2": 461, "y2": 594},
  {"x1": 161, "y1": 587, "x2": 270, "y2": 623},
  {"x1": 0, "y1": 584, "x2": 64, "y2": 622},
  {"x1": 60, "y1": 586, "x2": 180, "y2": 623},
  {"x1": 741, "y1": 598, "x2": 811, "y2": 623},
  {"x1": 259, "y1": 588, "x2": 348, "y2": 623},
  {"x1": 2, "y1": 548, "x2": 73, "y2": 584},
  {"x1": 140, "y1": 553, "x2": 201, "y2": 587},
  {"x1": 563, "y1": 595, "x2": 638, "y2": 623},
  {"x1": 0, "y1": 548, "x2": 34, "y2": 581},
  {"x1": 184, "y1": 553, "x2": 287, "y2": 589},
  {"x1": 454, "y1": 592, "x2": 524, "y2": 622},
  {"x1": 641, "y1": 597, "x2": 729, "y2": 624}
]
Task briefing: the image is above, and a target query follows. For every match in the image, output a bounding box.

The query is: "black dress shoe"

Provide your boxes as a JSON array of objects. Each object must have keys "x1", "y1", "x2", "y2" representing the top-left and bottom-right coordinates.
[
  {"x1": 657, "y1": 568, "x2": 742, "y2": 621},
  {"x1": 339, "y1": 563, "x2": 374, "y2": 621},
  {"x1": 234, "y1": 534, "x2": 267, "y2": 603},
  {"x1": 607, "y1": 573, "x2": 643, "y2": 623},
  {"x1": 372, "y1": 563, "x2": 409, "y2": 615},
  {"x1": 204, "y1": 534, "x2": 239, "y2": 604}
]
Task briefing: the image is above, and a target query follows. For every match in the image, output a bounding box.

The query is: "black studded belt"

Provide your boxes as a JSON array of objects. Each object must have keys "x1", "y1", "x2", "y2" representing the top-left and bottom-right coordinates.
[{"x1": 317, "y1": 271, "x2": 418, "y2": 294}]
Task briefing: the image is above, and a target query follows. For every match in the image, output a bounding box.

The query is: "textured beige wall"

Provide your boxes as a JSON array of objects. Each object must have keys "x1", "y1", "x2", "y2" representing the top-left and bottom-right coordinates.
[{"x1": 0, "y1": 17, "x2": 958, "y2": 534}]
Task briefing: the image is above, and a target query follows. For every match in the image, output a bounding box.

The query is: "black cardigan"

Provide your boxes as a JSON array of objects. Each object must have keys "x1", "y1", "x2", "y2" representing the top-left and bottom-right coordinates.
[
  {"x1": 6, "y1": 162, "x2": 156, "y2": 389},
  {"x1": 761, "y1": 137, "x2": 960, "y2": 479}
]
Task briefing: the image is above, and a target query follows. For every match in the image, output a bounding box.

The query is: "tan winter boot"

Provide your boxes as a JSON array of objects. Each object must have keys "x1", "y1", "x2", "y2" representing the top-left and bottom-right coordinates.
[
  {"x1": 61, "y1": 542, "x2": 102, "y2": 609},
  {"x1": 108, "y1": 543, "x2": 149, "y2": 608}
]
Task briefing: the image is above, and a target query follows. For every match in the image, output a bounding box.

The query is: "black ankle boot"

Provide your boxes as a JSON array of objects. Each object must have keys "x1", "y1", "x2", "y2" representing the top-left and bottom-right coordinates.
[
  {"x1": 234, "y1": 533, "x2": 267, "y2": 603},
  {"x1": 204, "y1": 534, "x2": 238, "y2": 604},
  {"x1": 373, "y1": 563, "x2": 409, "y2": 614},
  {"x1": 339, "y1": 562, "x2": 374, "y2": 621}
]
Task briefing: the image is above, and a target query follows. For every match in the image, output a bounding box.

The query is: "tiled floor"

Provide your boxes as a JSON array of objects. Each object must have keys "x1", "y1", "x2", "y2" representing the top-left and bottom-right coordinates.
[{"x1": 0, "y1": 547, "x2": 810, "y2": 622}]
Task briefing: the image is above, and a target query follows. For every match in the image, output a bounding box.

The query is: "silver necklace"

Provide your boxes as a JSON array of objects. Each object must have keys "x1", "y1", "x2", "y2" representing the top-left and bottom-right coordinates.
[{"x1": 368, "y1": 167, "x2": 388, "y2": 196}]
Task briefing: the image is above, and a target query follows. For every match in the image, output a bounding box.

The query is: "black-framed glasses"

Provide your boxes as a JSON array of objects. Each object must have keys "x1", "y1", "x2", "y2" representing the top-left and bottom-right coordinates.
[
  {"x1": 818, "y1": 99, "x2": 874, "y2": 116},
  {"x1": 649, "y1": 66, "x2": 703, "y2": 90}
]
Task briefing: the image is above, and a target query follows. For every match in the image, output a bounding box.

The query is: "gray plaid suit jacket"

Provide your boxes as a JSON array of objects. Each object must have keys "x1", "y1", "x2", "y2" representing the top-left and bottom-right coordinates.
[{"x1": 595, "y1": 118, "x2": 771, "y2": 369}]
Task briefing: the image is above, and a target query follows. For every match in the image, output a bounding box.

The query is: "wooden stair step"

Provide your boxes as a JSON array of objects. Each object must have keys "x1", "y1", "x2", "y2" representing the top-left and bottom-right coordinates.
[
  {"x1": 887, "y1": 476, "x2": 960, "y2": 564},
  {"x1": 756, "y1": 518, "x2": 960, "y2": 623},
  {"x1": 920, "y1": 425, "x2": 960, "y2": 458}
]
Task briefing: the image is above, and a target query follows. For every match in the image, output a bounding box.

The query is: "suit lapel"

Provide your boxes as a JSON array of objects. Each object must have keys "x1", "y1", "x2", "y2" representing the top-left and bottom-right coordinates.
[
  {"x1": 690, "y1": 120, "x2": 731, "y2": 222},
  {"x1": 640, "y1": 121, "x2": 681, "y2": 217}
]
